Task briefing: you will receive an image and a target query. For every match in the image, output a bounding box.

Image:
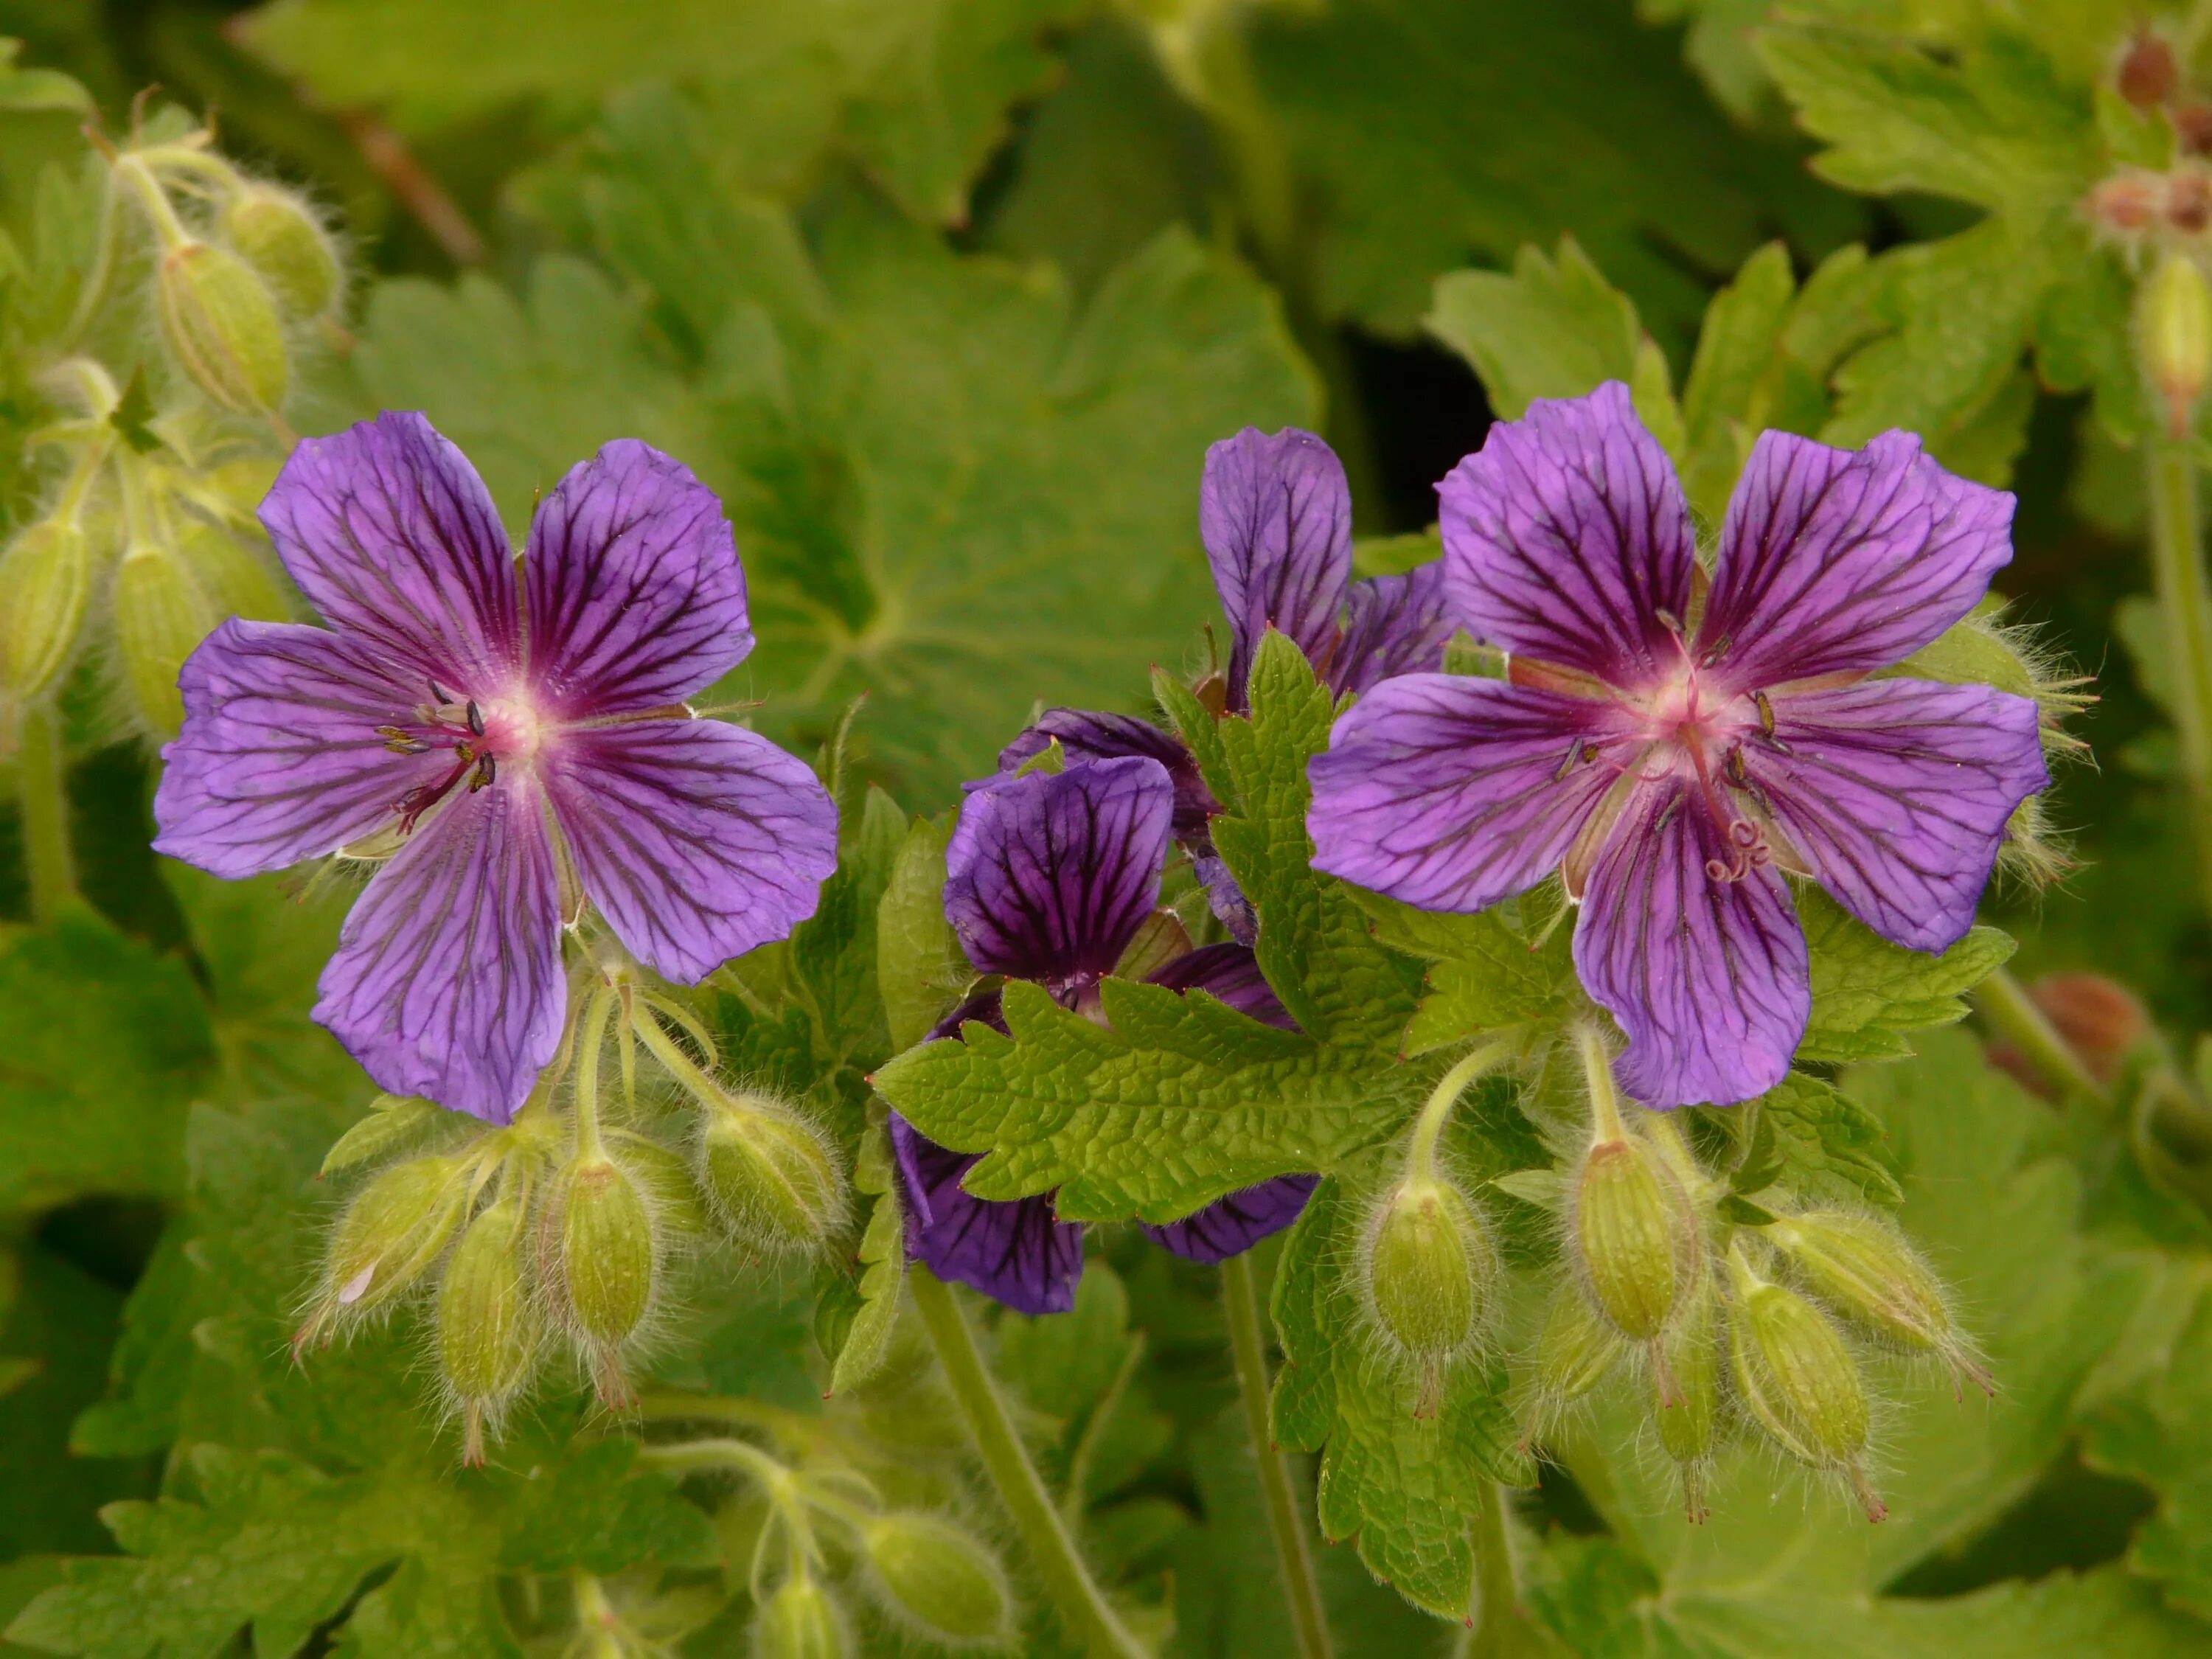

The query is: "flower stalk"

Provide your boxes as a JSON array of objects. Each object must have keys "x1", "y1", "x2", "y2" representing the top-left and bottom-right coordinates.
[
  {"x1": 2146, "y1": 434, "x2": 2212, "y2": 914},
  {"x1": 15, "y1": 703, "x2": 76, "y2": 922}
]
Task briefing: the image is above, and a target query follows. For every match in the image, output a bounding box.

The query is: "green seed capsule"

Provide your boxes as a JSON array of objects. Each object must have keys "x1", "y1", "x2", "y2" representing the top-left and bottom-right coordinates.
[
  {"x1": 111, "y1": 540, "x2": 215, "y2": 737},
  {"x1": 0, "y1": 521, "x2": 91, "y2": 699},
  {"x1": 156, "y1": 240, "x2": 289, "y2": 417},
  {"x1": 698, "y1": 1097, "x2": 847, "y2": 1253},
  {"x1": 552, "y1": 1154, "x2": 655, "y2": 1401},
  {"x1": 315, "y1": 1154, "x2": 470, "y2": 1331},
  {"x1": 1366, "y1": 1175, "x2": 1494, "y2": 1414},
  {"x1": 220, "y1": 184, "x2": 341, "y2": 319},
  {"x1": 176, "y1": 518, "x2": 290, "y2": 622},
  {"x1": 754, "y1": 1574, "x2": 846, "y2": 1659},
  {"x1": 2143, "y1": 250, "x2": 2212, "y2": 439},
  {"x1": 1729, "y1": 1277, "x2": 1885, "y2": 1520},
  {"x1": 861, "y1": 1512, "x2": 1011, "y2": 1644},
  {"x1": 1768, "y1": 1211, "x2": 1957, "y2": 1358},
  {"x1": 1534, "y1": 1284, "x2": 1626, "y2": 1406},
  {"x1": 438, "y1": 1183, "x2": 540, "y2": 1462},
  {"x1": 612, "y1": 1132, "x2": 709, "y2": 1242},
  {"x1": 1573, "y1": 1133, "x2": 1685, "y2": 1342}
]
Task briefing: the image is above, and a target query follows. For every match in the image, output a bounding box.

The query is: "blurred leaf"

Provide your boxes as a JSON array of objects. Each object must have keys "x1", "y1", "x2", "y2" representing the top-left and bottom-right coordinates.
[
  {"x1": 823, "y1": 1103, "x2": 906, "y2": 1394},
  {"x1": 0, "y1": 41, "x2": 89, "y2": 113},
  {"x1": 875, "y1": 813, "x2": 960, "y2": 1053}
]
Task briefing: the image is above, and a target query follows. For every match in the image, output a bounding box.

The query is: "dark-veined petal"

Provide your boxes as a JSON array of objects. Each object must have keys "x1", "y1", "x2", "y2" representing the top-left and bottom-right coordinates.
[
  {"x1": 313, "y1": 778, "x2": 565, "y2": 1124},
  {"x1": 1307, "y1": 674, "x2": 1637, "y2": 914},
  {"x1": 1438, "y1": 383, "x2": 1694, "y2": 690},
  {"x1": 1335, "y1": 563, "x2": 1453, "y2": 694},
  {"x1": 1742, "y1": 678, "x2": 2047, "y2": 953},
  {"x1": 1698, "y1": 428, "x2": 2014, "y2": 687},
  {"x1": 524, "y1": 439, "x2": 751, "y2": 719},
  {"x1": 153, "y1": 619, "x2": 441, "y2": 877},
  {"x1": 1201, "y1": 428, "x2": 1352, "y2": 708},
  {"x1": 260, "y1": 411, "x2": 521, "y2": 695},
  {"x1": 1573, "y1": 779, "x2": 1809, "y2": 1108},
  {"x1": 890, "y1": 1113, "x2": 1082, "y2": 1315},
  {"x1": 996, "y1": 709, "x2": 1216, "y2": 838},
  {"x1": 944, "y1": 757, "x2": 1173, "y2": 988},
  {"x1": 1144, "y1": 941, "x2": 1294, "y2": 1029},
  {"x1": 543, "y1": 720, "x2": 837, "y2": 985}
]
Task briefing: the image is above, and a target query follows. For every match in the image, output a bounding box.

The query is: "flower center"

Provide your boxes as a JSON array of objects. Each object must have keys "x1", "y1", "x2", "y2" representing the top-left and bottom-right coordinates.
[
  {"x1": 375, "y1": 681, "x2": 548, "y2": 835},
  {"x1": 1634, "y1": 668, "x2": 1773, "y2": 884}
]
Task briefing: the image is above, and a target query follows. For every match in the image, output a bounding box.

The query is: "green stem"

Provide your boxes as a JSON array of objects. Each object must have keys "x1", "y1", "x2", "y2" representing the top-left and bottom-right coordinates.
[
  {"x1": 2147, "y1": 437, "x2": 2212, "y2": 915},
  {"x1": 1222, "y1": 1251, "x2": 1333, "y2": 1659},
  {"x1": 1406, "y1": 1038, "x2": 1519, "y2": 1184},
  {"x1": 1972, "y1": 967, "x2": 2107, "y2": 1109},
  {"x1": 16, "y1": 703, "x2": 76, "y2": 923},
  {"x1": 908, "y1": 1267, "x2": 1151, "y2": 1659},
  {"x1": 571, "y1": 984, "x2": 615, "y2": 1159},
  {"x1": 1467, "y1": 1482, "x2": 1523, "y2": 1658},
  {"x1": 1576, "y1": 1023, "x2": 1629, "y2": 1143}
]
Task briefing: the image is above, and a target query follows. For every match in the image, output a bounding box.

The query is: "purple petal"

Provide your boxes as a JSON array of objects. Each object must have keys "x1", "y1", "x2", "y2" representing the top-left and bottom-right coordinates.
[
  {"x1": 260, "y1": 412, "x2": 521, "y2": 697},
  {"x1": 1141, "y1": 1175, "x2": 1320, "y2": 1264},
  {"x1": 542, "y1": 720, "x2": 836, "y2": 985},
  {"x1": 890, "y1": 1113, "x2": 1082, "y2": 1315},
  {"x1": 1307, "y1": 674, "x2": 1637, "y2": 913},
  {"x1": 1745, "y1": 679, "x2": 2047, "y2": 953},
  {"x1": 1146, "y1": 942, "x2": 1295, "y2": 1030},
  {"x1": 1193, "y1": 850, "x2": 1258, "y2": 946},
  {"x1": 1698, "y1": 429, "x2": 2014, "y2": 687},
  {"x1": 153, "y1": 619, "x2": 437, "y2": 877},
  {"x1": 1573, "y1": 779, "x2": 1809, "y2": 1108},
  {"x1": 996, "y1": 709, "x2": 1217, "y2": 838},
  {"x1": 313, "y1": 779, "x2": 565, "y2": 1124},
  {"x1": 1334, "y1": 564, "x2": 1453, "y2": 694},
  {"x1": 944, "y1": 757, "x2": 1173, "y2": 990},
  {"x1": 1438, "y1": 383, "x2": 1694, "y2": 690},
  {"x1": 926, "y1": 988, "x2": 1009, "y2": 1042},
  {"x1": 1201, "y1": 428, "x2": 1353, "y2": 708},
  {"x1": 524, "y1": 439, "x2": 751, "y2": 720}
]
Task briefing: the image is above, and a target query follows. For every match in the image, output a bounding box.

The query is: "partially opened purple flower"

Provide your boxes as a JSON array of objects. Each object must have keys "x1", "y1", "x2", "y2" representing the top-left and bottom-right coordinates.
[
  {"x1": 1308, "y1": 383, "x2": 2049, "y2": 1108},
  {"x1": 153, "y1": 411, "x2": 838, "y2": 1122},
  {"x1": 999, "y1": 427, "x2": 1451, "y2": 940},
  {"x1": 893, "y1": 756, "x2": 1317, "y2": 1313}
]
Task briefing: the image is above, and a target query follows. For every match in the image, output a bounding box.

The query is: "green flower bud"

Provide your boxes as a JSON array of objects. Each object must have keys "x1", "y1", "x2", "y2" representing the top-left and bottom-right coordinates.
[
  {"x1": 1572, "y1": 1131, "x2": 1688, "y2": 1343},
  {"x1": 111, "y1": 540, "x2": 215, "y2": 737},
  {"x1": 1533, "y1": 1283, "x2": 1625, "y2": 1407},
  {"x1": 176, "y1": 517, "x2": 290, "y2": 622},
  {"x1": 1653, "y1": 1271, "x2": 1718, "y2": 1523},
  {"x1": 156, "y1": 240, "x2": 289, "y2": 417},
  {"x1": 552, "y1": 1153, "x2": 656, "y2": 1403},
  {"x1": 438, "y1": 1183, "x2": 540, "y2": 1464},
  {"x1": 319, "y1": 1093, "x2": 442, "y2": 1179},
  {"x1": 0, "y1": 521, "x2": 91, "y2": 699},
  {"x1": 1727, "y1": 1257, "x2": 1885, "y2": 1521},
  {"x1": 1365, "y1": 1174, "x2": 1495, "y2": 1413},
  {"x1": 698, "y1": 1096, "x2": 848, "y2": 1253},
  {"x1": 611, "y1": 1131, "x2": 709, "y2": 1242},
  {"x1": 860, "y1": 1512, "x2": 1012, "y2": 1644},
  {"x1": 754, "y1": 1574, "x2": 846, "y2": 1659},
  {"x1": 305, "y1": 1153, "x2": 470, "y2": 1346},
  {"x1": 1768, "y1": 1211, "x2": 1989, "y2": 1393},
  {"x1": 219, "y1": 184, "x2": 341, "y2": 319},
  {"x1": 2141, "y1": 250, "x2": 2212, "y2": 439}
]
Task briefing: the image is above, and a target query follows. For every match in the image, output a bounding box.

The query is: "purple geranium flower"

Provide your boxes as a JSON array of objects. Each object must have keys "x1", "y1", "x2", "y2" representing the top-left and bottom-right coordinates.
[
  {"x1": 891, "y1": 756, "x2": 1316, "y2": 1315},
  {"x1": 999, "y1": 426, "x2": 1452, "y2": 941},
  {"x1": 1308, "y1": 383, "x2": 2049, "y2": 1108},
  {"x1": 153, "y1": 412, "x2": 838, "y2": 1122}
]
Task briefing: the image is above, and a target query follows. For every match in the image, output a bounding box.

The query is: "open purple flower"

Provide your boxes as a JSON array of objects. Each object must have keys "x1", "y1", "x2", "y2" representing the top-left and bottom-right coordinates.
[
  {"x1": 892, "y1": 756, "x2": 1316, "y2": 1314},
  {"x1": 1308, "y1": 383, "x2": 2048, "y2": 1108},
  {"x1": 999, "y1": 427, "x2": 1452, "y2": 940},
  {"x1": 153, "y1": 411, "x2": 838, "y2": 1123}
]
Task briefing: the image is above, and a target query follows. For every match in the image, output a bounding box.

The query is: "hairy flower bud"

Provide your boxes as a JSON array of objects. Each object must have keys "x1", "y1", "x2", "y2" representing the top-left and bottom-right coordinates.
[
  {"x1": 698, "y1": 1095, "x2": 848, "y2": 1253},
  {"x1": 1728, "y1": 1256, "x2": 1884, "y2": 1521},
  {"x1": 1653, "y1": 1271, "x2": 1719, "y2": 1523},
  {"x1": 220, "y1": 184, "x2": 341, "y2": 319},
  {"x1": 0, "y1": 520, "x2": 91, "y2": 700},
  {"x1": 438, "y1": 1181, "x2": 540, "y2": 1463},
  {"x1": 304, "y1": 1153, "x2": 469, "y2": 1347},
  {"x1": 156, "y1": 240, "x2": 290, "y2": 417},
  {"x1": 2140, "y1": 251, "x2": 2212, "y2": 439},
  {"x1": 1534, "y1": 1281, "x2": 1625, "y2": 1405},
  {"x1": 550, "y1": 1152, "x2": 655, "y2": 1404},
  {"x1": 112, "y1": 539, "x2": 215, "y2": 737},
  {"x1": 1364, "y1": 1174, "x2": 1495, "y2": 1414},
  {"x1": 755, "y1": 1574, "x2": 846, "y2": 1659},
  {"x1": 860, "y1": 1512, "x2": 1012, "y2": 1644},
  {"x1": 612, "y1": 1132, "x2": 709, "y2": 1242},
  {"x1": 1571, "y1": 1130, "x2": 1688, "y2": 1343},
  {"x1": 1767, "y1": 1211, "x2": 1988, "y2": 1394},
  {"x1": 176, "y1": 517, "x2": 289, "y2": 624}
]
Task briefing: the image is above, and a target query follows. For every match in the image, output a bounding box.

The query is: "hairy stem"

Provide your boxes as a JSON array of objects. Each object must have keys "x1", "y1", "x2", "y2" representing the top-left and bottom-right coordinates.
[
  {"x1": 1222, "y1": 1251, "x2": 1334, "y2": 1659},
  {"x1": 1467, "y1": 1481, "x2": 1526, "y2": 1658},
  {"x1": 908, "y1": 1267, "x2": 1151, "y2": 1659},
  {"x1": 1972, "y1": 967, "x2": 2107, "y2": 1109},
  {"x1": 1405, "y1": 1037, "x2": 1520, "y2": 1186},
  {"x1": 2147, "y1": 437, "x2": 2212, "y2": 914},
  {"x1": 16, "y1": 703, "x2": 76, "y2": 923}
]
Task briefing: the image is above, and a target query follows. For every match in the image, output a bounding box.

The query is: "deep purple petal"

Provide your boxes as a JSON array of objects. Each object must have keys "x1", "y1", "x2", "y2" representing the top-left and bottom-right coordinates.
[
  {"x1": 996, "y1": 709, "x2": 1216, "y2": 838},
  {"x1": 260, "y1": 412, "x2": 521, "y2": 696},
  {"x1": 890, "y1": 1113, "x2": 1082, "y2": 1315},
  {"x1": 542, "y1": 720, "x2": 836, "y2": 985},
  {"x1": 153, "y1": 619, "x2": 438, "y2": 877},
  {"x1": 1201, "y1": 428, "x2": 1353, "y2": 708},
  {"x1": 1438, "y1": 383, "x2": 1694, "y2": 690},
  {"x1": 1141, "y1": 1175, "x2": 1320, "y2": 1263},
  {"x1": 1745, "y1": 679, "x2": 2047, "y2": 953},
  {"x1": 524, "y1": 439, "x2": 751, "y2": 719},
  {"x1": 1334, "y1": 564, "x2": 1453, "y2": 694},
  {"x1": 1698, "y1": 429, "x2": 2014, "y2": 687},
  {"x1": 1573, "y1": 780, "x2": 1809, "y2": 1108},
  {"x1": 1307, "y1": 674, "x2": 1638, "y2": 913},
  {"x1": 313, "y1": 779, "x2": 565, "y2": 1124},
  {"x1": 944, "y1": 757, "x2": 1173, "y2": 988},
  {"x1": 1146, "y1": 942, "x2": 1295, "y2": 1029},
  {"x1": 926, "y1": 988, "x2": 1009, "y2": 1042}
]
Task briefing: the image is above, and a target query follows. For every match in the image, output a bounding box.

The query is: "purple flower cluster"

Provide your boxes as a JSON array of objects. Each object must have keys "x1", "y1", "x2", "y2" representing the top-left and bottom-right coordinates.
[
  {"x1": 153, "y1": 413, "x2": 838, "y2": 1122},
  {"x1": 1308, "y1": 384, "x2": 2048, "y2": 1107}
]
